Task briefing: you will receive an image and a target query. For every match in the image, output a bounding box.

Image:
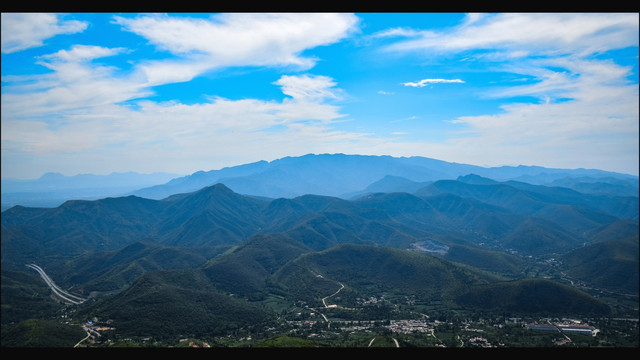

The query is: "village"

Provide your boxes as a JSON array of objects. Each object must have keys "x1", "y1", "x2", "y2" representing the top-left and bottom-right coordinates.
[
  {"x1": 70, "y1": 310, "x2": 637, "y2": 348},
  {"x1": 279, "y1": 308, "x2": 611, "y2": 348}
]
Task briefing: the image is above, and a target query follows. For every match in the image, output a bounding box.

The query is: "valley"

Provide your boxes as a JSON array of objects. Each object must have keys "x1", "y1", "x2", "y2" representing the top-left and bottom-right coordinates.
[
  {"x1": 40, "y1": 269, "x2": 638, "y2": 348},
  {"x1": 3, "y1": 268, "x2": 638, "y2": 350},
  {"x1": 1, "y1": 154, "x2": 638, "y2": 348}
]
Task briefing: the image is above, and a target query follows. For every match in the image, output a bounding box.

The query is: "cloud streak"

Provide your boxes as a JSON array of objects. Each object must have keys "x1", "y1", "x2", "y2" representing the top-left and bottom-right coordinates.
[
  {"x1": 114, "y1": 13, "x2": 359, "y2": 86},
  {"x1": 402, "y1": 78, "x2": 465, "y2": 87},
  {"x1": 381, "y1": 13, "x2": 639, "y2": 57},
  {"x1": 1, "y1": 13, "x2": 87, "y2": 54}
]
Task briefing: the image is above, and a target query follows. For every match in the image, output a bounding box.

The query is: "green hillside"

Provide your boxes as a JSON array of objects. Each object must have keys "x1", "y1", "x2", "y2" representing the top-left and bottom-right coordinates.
[
  {"x1": 1, "y1": 270, "x2": 62, "y2": 324},
  {"x1": 272, "y1": 243, "x2": 502, "y2": 306},
  {"x1": 201, "y1": 234, "x2": 312, "y2": 299},
  {"x1": 77, "y1": 268, "x2": 278, "y2": 340},
  {"x1": 255, "y1": 335, "x2": 320, "y2": 348},
  {"x1": 456, "y1": 278, "x2": 611, "y2": 316},
  {"x1": 502, "y1": 217, "x2": 582, "y2": 255},
  {"x1": 55, "y1": 240, "x2": 231, "y2": 293},
  {"x1": 442, "y1": 244, "x2": 529, "y2": 278},
  {"x1": 4, "y1": 236, "x2": 621, "y2": 346},
  {"x1": 1, "y1": 319, "x2": 87, "y2": 347},
  {"x1": 561, "y1": 235, "x2": 639, "y2": 294}
]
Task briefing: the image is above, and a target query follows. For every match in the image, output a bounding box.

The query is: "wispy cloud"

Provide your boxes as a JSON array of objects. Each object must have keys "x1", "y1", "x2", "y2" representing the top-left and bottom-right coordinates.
[
  {"x1": 402, "y1": 78, "x2": 465, "y2": 87},
  {"x1": 273, "y1": 74, "x2": 342, "y2": 102},
  {"x1": 1, "y1": 13, "x2": 87, "y2": 53},
  {"x1": 2, "y1": 45, "x2": 150, "y2": 121},
  {"x1": 1, "y1": 71, "x2": 354, "y2": 172},
  {"x1": 113, "y1": 13, "x2": 359, "y2": 86},
  {"x1": 382, "y1": 13, "x2": 639, "y2": 57},
  {"x1": 40, "y1": 44, "x2": 127, "y2": 62}
]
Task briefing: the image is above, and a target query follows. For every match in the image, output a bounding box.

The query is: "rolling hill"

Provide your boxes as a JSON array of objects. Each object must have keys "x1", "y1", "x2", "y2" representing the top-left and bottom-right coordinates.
[
  {"x1": 3, "y1": 175, "x2": 637, "y2": 287},
  {"x1": 69, "y1": 241, "x2": 611, "y2": 340},
  {"x1": 1, "y1": 154, "x2": 637, "y2": 346},
  {"x1": 456, "y1": 278, "x2": 611, "y2": 315},
  {"x1": 560, "y1": 234, "x2": 639, "y2": 295}
]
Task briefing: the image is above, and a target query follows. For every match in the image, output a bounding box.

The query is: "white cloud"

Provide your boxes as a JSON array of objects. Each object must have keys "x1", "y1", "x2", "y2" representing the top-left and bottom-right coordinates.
[
  {"x1": 41, "y1": 44, "x2": 126, "y2": 62},
  {"x1": 385, "y1": 13, "x2": 639, "y2": 56},
  {"x1": 113, "y1": 13, "x2": 359, "y2": 86},
  {"x1": 273, "y1": 74, "x2": 342, "y2": 102},
  {"x1": 2, "y1": 13, "x2": 357, "y2": 126},
  {"x1": 460, "y1": 13, "x2": 486, "y2": 27},
  {"x1": 135, "y1": 57, "x2": 213, "y2": 87},
  {"x1": 402, "y1": 78, "x2": 465, "y2": 87},
  {"x1": 370, "y1": 27, "x2": 424, "y2": 39},
  {"x1": 2, "y1": 46, "x2": 150, "y2": 121},
  {"x1": 1, "y1": 73, "x2": 355, "y2": 176},
  {"x1": 1, "y1": 13, "x2": 87, "y2": 53}
]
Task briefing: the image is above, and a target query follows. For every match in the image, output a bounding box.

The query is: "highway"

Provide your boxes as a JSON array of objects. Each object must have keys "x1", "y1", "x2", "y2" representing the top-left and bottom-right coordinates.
[{"x1": 26, "y1": 264, "x2": 86, "y2": 305}]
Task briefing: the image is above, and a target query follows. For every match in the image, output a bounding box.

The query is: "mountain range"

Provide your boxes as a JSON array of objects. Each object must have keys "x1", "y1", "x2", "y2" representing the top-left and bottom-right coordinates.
[
  {"x1": 129, "y1": 153, "x2": 639, "y2": 200},
  {"x1": 1, "y1": 153, "x2": 638, "y2": 345},
  {"x1": 3, "y1": 154, "x2": 636, "y2": 211},
  {"x1": 3, "y1": 175, "x2": 637, "y2": 267}
]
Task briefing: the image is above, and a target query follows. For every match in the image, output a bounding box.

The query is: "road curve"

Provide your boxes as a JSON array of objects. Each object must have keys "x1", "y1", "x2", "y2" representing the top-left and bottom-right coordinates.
[{"x1": 26, "y1": 264, "x2": 86, "y2": 305}]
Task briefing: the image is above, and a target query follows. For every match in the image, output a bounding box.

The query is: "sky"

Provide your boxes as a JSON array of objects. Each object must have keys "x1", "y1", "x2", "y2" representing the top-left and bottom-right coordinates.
[{"x1": 1, "y1": 12, "x2": 639, "y2": 179}]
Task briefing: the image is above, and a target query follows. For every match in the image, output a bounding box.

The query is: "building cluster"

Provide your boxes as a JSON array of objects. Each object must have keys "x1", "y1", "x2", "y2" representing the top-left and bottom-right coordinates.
[
  {"x1": 356, "y1": 296, "x2": 386, "y2": 305},
  {"x1": 557, "y1": 324, "x2": 599, "y2": 336},
  {"x1": 526, "y1": 322, "x2": 598, "y2": 336},
  {"x1": 387, "y1": 319, "x2": 433, "y2": 334},
  {"x1": 467, "y1": 336, "x2": 492, "y2": 348}
]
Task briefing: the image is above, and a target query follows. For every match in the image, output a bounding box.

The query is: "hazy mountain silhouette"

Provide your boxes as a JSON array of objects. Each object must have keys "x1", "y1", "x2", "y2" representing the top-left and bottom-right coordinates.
[
  {"x1": 1, "y1": 171, "x2": 180, "y2": 210},
  {"x1": 3, "y1": 154, "x2": 635, "y2": 211},
  {"x1": 129, "y1": 154, "x2": 637, "y2": 201}
]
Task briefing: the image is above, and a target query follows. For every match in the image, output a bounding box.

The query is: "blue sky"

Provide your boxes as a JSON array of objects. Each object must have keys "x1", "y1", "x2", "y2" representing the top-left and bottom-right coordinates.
[{"x1": 2, "y1": 12, "x2": 638, "y2": 179}]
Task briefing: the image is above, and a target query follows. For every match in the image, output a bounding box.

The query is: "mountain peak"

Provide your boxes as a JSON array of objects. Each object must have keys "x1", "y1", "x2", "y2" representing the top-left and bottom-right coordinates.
[
  {"x1": 201, "y1": 183, "x2": 234, "y2": 194},
  {"x1": 39, "y1": 172, "x2": 66, "y2": 181},
  {"x1": 457, "y1": 174, "x2": 498, "y2": 185}
]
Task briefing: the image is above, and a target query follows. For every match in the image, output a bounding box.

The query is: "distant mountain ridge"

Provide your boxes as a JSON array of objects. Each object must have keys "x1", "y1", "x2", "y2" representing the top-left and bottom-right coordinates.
[
  {"x1": 130, "y1": 153, "x2": 638, "y2": 201},
  {"x1": 2, "y1": 154, "x2": 636, "y2": 210},
  {"x1": 1, "y1": 171, "x2": 181, "y2": 210}
]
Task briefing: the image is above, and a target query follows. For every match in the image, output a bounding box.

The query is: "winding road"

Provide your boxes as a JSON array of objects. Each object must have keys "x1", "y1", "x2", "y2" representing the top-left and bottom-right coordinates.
[
  {"x1": 26, "y1": 264, "x2": 86, "y2": 305},
  {"x1": 315, "y1": 273, "x2": 400, "y2": 347}
]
